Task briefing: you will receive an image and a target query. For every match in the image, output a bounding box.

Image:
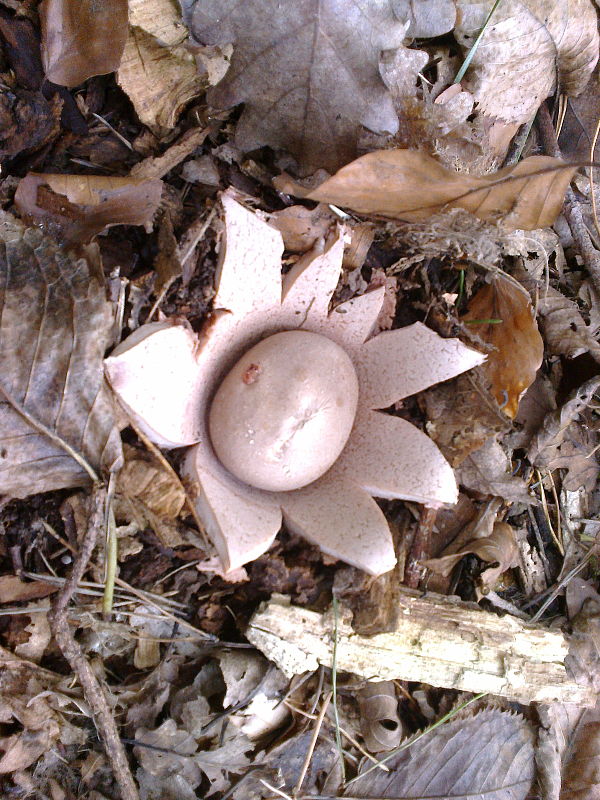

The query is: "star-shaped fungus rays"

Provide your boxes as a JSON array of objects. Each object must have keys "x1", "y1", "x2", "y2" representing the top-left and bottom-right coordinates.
[{"x1": 105, "y1": 193, "x2": 485, "y2": 576}]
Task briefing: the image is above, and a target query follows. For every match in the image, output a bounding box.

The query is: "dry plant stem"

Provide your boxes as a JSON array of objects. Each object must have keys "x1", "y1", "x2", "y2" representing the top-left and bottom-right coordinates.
[
  {"x1": 537, "y1": 102, "x2": 600, "y2": 294},
  {"x1": 294, "y1": 691, "x2": 332, "y2": 797},
  {"x1": 404, "y1": 507, "x2": 437, "y2": 589},
  {"x1": 47, "y1": 484, "x2": 140, "y2": 800}
]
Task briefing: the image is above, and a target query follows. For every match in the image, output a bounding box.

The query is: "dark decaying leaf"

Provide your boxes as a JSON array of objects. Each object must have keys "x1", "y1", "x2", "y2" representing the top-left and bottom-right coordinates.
[
  {"x1": 0, "y1": 214, "x2": 123, "y2": 499},
  {"x1": 462, "y1": 275, "x2": 544, "y2": 418},
  {"x1": 15, "y1": 174, "x2": 164, "y2": 245},
  {"x1": 347, "y1": 710, "x2": 535, "y2": 800},
  {"x1": 183, "y1": 0, "x2": 407, "y2": 174},
  {"x1": 0, "y1": 90, "x2": 62, "y2": 158},
  {"x1": 40, "y1": 0, "x2": 129, "y2": 87},
  {"x1": 275, "y1": 151, "x2": 577, "y2": 230}
]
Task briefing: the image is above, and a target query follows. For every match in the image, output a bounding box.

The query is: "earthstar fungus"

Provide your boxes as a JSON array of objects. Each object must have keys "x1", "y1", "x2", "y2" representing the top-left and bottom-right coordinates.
[{"x1": 105, "y1": 193, "x2": 485, "y2": 575}]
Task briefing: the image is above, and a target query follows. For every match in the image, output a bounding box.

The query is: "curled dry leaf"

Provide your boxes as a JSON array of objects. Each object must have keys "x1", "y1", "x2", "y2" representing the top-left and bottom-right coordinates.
[
  {"x1": 454, "y1": 0, "x2": 599, "y2": 125},
  {"x1": 275, "y1": 151, "x2": 577, "y2": 231},
  {"x1": 0, "y1": 213, "x2": 123, "y2": 499},
  {"x1": 423, "y1": 520, "x2": 520, "y2": 594},
  {"x1": 117, "y1": 15, "x2": 208, "y2": 134},
  {"x1": 456, "y1": 438, "x2": 532, "y2": 503},
  {"x1": 15, "y1": 173, "x2": 163, "y2": 244},
  {"x1": 348, "y1": 710, "x2": 535, "y2": 800},
  {"x1": 462, "y1": 275, "x2": 544, "y2": 418},
  {"x1": 358, "y1": 681, "x2": 403, "y2": 753},
  {"x1": 183, "y1": 0, "x2": 407, "y2": 174},
  {"x1": 40, "y1": 0, "x2": 128, "y2": 87},
  {"x1": 117, "y1": 446, "x2": 185, "y2": 519}
]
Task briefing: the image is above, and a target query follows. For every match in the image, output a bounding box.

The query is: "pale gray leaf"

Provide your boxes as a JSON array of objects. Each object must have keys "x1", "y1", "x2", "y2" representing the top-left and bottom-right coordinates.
[
  {"x1": 182, "y1": 0, "x2": 407, "y2": 173},
  {"x1": 393, "y1": 0, "x2": 456, "y2": 37},
  {"x1": 348, "y1": 709, "x2": 535, "y2": 799},
  {"x1": 0, "y1": 220, "x2": 122, "y2": 498}
]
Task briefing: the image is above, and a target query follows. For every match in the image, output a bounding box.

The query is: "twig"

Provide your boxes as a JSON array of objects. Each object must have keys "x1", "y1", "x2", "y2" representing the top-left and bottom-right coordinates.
[
  {"x1": 294, "y1": 691, "x2": 332, "y2": 797},
  {"x1": 47, "y1": 484, "x2": 140, "y2": 800},
  {"x1": 537, "y1": 102, "x2": 600, "y2": 294}
]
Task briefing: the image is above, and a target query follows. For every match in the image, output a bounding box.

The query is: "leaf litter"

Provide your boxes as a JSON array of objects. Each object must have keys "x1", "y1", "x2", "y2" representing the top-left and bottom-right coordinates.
[{"x1": 0, "y1": 1, "x2": 600, "y2": 798}]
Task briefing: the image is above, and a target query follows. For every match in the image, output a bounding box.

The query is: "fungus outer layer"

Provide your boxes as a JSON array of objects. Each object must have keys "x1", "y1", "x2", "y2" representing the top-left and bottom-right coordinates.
[{"x1": 208, "y1": 330, "x2": 359, "y2": 491}]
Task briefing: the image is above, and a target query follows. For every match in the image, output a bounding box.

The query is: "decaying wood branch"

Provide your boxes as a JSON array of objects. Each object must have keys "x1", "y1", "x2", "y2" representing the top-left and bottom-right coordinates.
[{"x1": 247, "y1": 590, "x2": 594, "y2": 706}]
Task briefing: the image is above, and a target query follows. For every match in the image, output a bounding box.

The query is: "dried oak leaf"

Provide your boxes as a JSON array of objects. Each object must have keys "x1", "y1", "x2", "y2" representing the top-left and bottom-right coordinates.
[
  {"x1": 528, "y1": 376, "x2": 600, "y2": 493},
  {"x1": 15, "y1": 173, "x2": 163, "y2": 245},
  {"x1": 0, "y1": 214, "x2": 123, "y2": 499},
  {"x1": 348, "y1": 709, "x2": 534, "y2": 800},
  {"x1": 182, "y1": 0, "x2": 407, "y2": 174},
  {"x1": 40, "y1": 0, "x2": 128, "y2": 87},
  {"x1": 462, "y1": 275, "x2": 544, "y2": 418},
  {"x1": 276, "y1": 151, "x2": 577, "y2": 230},
  {"x1": 454, "y1": 0, "x2": 599, "y2": 125}
]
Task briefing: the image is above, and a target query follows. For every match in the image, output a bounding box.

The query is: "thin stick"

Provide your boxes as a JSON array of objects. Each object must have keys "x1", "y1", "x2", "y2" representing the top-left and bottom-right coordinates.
[
  {"x1": 47, "y1": 485, "x2": 140, "y2": 800},
  {"x1": 294, "y1": 691, "x2": 332, "y2": 797}
]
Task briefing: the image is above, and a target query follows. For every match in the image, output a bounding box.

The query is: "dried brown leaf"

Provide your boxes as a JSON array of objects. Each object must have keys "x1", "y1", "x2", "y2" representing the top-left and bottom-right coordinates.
[
  {"x1": 275, "y1": 151, "x2": 577, "y2": 230},
  {"x1": 348, "y1": 709, "x2": 535, "y2": 799},
  {"x1": 423, "y1": 520, "x2": 520, "y2": 594},
  {"x1": 456, "y1": 438, "x2": 532, "y2": 502},
  {"x1": 0, "y1": 576, "x2": 56, "y2": 604},
  {"x1": 528, "y1": 377, "x2": 600, "y2": 492},
  {"x1": 183, "y1": 0, "x2": 407, "y2": 173},
  {"x1": 463, "y1": 275, "x2": 544, "y2": 418},
  {"x1": 0, "y1": 216, "x2": 123, "y2": 499},
  {"x1": 0, "y1": 728, "x2": 58, "y2": 774},
  {"x1": 40, "y1": 0, "x2": 128, "y2": 87},
  {"x1": 117, "y1": 23, "x2": 207, "y2": 133},
  {"x1": 118, "y1": 446, "x2": 185, "y2": 520},
  {"x1": 454, "y1": 0, "x2": 599, "y2": 124},
  {"x1": 532, "y1": 283, "x2": 600, "y2": 361},
  {"x1": 0, "y1": 90, "x2": 62, "y2": 158},
  {"x1": 267, "y1": 205, "x2": 336, "y2": 253},
  {"x1": 358, "y1": 681, "x2": 403, "y2": 753},
  {"x1": 15, "y1": 173, "x2": 163, "y2": 245},
  {"x1": 423, "y1": 371, "x2": 510, "y2": 466}
]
